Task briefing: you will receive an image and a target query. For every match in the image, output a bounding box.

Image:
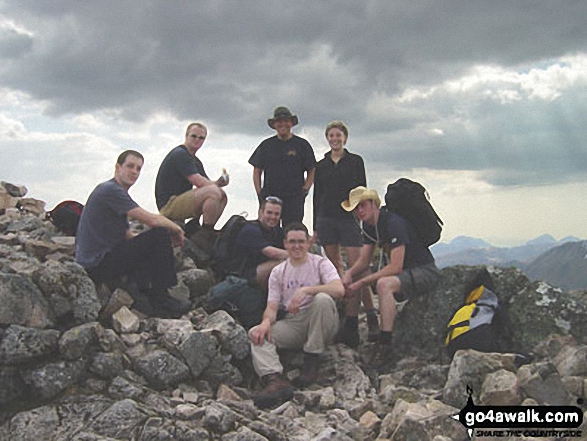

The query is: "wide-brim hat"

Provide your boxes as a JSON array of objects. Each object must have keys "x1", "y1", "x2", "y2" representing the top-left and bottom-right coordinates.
[
  {"x1": 341, "y1": 186, "x2": 381, "y2": 212},
  {"x1": 268, "y1": 106, "x2": 299, "y2": 129}
]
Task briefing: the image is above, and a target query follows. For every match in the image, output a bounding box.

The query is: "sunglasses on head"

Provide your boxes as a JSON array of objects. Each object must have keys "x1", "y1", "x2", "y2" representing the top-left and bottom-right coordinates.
[{"x1": 265, "y1": 196, "x2": 283, "y2": 204}]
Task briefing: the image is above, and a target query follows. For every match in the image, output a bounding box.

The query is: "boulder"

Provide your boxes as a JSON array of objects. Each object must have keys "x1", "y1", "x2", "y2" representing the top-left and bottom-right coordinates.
[
  {"x1": 22, "y1": 359, "x2": 87, "y2": 399},
  {"x1": 0, "y1": 272, "x2": 53, "y2": 328},
  {"x1": 131, "y1": 349, "x2": 190, "y2": 390},
  {"x1": 0, "y1": 325, "x2": 59, "y2": 364}
]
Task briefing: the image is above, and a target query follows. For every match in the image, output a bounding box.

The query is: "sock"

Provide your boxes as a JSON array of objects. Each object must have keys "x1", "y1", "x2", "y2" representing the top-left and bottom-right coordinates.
[{"x1": 379, "y1": 331, "x2": 393, "y2": 345}]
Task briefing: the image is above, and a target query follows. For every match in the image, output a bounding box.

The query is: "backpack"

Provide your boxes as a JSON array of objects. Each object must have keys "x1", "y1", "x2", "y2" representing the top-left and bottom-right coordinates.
[
  {"x1": 445, "y1": 272, "x2": 511, "y2": 359},
  {"x1": 45, "y1": 200, "x2": 84, "y2": 236},
  {"x1": 213, "y1": 214, "x2": 249, "y2": 278},
  {"x1": 384, "y1": 178, "x2": 443, "y2": 246}
]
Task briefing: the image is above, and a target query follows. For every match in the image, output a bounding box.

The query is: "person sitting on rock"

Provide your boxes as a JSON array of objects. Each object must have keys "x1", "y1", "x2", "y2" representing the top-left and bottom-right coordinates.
[
  {"x1": 248, "y1": 222, "x2": 344, "y2": 409},
  {"x1": 75, "y1": 150, "x2": 190, "y2": 318},
  {"x1": 232, "y1": 196, "x2": 288, "y2": 292},
  {"x1": 155, "y1": 122, "x2": 229, "y2": 254},
  {"x1": 341, "y1": 187, "x2": 441, "y2": 368}
]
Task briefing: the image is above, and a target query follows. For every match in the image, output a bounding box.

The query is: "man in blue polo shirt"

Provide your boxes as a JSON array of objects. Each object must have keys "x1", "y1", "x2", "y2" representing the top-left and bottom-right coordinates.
[
  {"x1": 341, "y1": 187, "x2": 441, "y2": 367},
  {"x1": 76, "y1": 150, "x2": 190, "y2": 318},
  {"x1": 232, "y1": 196, "x2": 288, "y2": 291},
  {"x1": 155, "y1": 122, "x2": 229, "y2": 253}
]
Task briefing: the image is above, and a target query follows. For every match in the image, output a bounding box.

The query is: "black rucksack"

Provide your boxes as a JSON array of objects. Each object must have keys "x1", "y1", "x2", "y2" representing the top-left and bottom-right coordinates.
[
  {"x1": 213, "y1": 214, "x2": 249, "y2": 278},
  {"x1": 45, "y1": 200, "x2": 84, "y2": 236},
  {"x1": 384, "y1": 178, "x2": 443, "y2": 246}
]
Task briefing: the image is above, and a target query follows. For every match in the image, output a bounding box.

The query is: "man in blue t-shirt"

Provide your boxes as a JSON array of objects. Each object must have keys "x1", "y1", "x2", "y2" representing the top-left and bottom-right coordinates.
[
  {"x1": 232, "y1": 197, "x2": 288, "y2": 291},
  {"x1": 341, "y1": 186, "x2": 441, "y2": 367},
  {"x1": 249, "y1": 107, "x2": 316, "y2": 226},
  {"x1": 76, "y1": 150, "x2": 190, "y2": 318},
  {"x1": 155, "y1": 122, "x2": 229, "y2": 253}
]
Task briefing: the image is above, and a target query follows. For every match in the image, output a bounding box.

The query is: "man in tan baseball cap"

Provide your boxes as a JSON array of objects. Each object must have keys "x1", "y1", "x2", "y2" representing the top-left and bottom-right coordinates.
[{"x1": 341, "y1": 185, "x2": 440, "y2": 370}]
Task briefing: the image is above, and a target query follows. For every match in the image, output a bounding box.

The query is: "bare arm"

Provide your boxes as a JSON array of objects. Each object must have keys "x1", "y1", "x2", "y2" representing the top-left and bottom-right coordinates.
[
  {"x1": 288, "y1": 279, "x2": 344, "y2": 314},
  {"x1": 303, "y1": 167, "x2": 315, "y2": 193},
  {"x1": 187, "y1": 173, "x2": 219, "y2": 189},
  {"x1": 345, "y1": 244, "x2": 375, "y2": 280},
  {"x1": 349, "y1": 245, "x2": 405, "y2": 291},
  {"x1": 253, "y1": 167, "x2": 263, "y2": 196},
  {"x1": 261, "y1": 246, "x2": 288, "y2": 261},
  {"x1": 127, "y1": 207, "x2": 185, "y2": 247},
  {"x1": 249, "y1": 301, "x2": 279, "y2": 345}
]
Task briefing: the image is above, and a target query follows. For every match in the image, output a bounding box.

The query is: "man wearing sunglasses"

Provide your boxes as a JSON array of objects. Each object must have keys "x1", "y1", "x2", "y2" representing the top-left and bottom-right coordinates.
[
  {"x1": 155, "y1": 122, "x2": 228, "y2": 253},
  {"x1": 232, "y1": 196, "x2": 288, "y2": 292}
]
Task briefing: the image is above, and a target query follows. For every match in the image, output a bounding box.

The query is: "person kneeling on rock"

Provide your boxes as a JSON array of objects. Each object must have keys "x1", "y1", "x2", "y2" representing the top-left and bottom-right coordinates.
[{"x1": 248, "y1": 222, "x2": 344, "y2": 409}]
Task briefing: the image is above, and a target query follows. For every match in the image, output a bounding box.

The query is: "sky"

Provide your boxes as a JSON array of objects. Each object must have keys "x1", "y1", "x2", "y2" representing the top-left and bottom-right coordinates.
[{"x1": 1, "y1": 1, "x2": 586, "y2": 247}]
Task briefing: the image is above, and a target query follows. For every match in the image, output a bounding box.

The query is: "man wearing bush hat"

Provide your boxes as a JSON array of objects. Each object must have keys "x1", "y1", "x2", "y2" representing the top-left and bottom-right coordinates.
[
  {"x1": 341, "y1": 186, "x2": 441, "y2": 368},
  {"x1": 249, "y1": 106, "x2": 316, "y2": 226}
]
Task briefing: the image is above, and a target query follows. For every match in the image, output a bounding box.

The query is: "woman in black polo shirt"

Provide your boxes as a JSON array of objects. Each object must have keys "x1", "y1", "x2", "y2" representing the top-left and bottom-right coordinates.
[{"x1": 313, "y1": 120, "x2": 379, "y2": 346}]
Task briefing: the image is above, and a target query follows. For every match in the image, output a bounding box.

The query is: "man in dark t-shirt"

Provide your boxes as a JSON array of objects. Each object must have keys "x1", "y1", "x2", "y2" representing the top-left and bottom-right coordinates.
[
  {"x1": 233, "y1": 197, "x2": 288, "y2": 291},
  {"x1": 155, "y1": 122, "x2": 229, "y2": 253},
  {"x1": 76, "y1": 150, "x2": 190, "y2": 318},
  {"x1": 249, "y1": 107, "x2": 316, "y2": 226},
  {"x1": 341, "y1": 186, "x2": 441, "y2": 367}
]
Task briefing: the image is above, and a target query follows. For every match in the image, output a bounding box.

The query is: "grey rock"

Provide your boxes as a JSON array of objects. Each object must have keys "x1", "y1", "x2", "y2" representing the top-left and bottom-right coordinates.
[
  {"x1": 139, "y1": 416, "x2": 210, "y2": 441},
  {"x1": 479, "y1": 369, "x2": 521, "y2": 405},
  {"x1": 179, "y1": 330, "x2": 219, "y2": 378},
  {"x1": 179, "y1": 268, "x2": 213, "y2": 300},
  {"x1": 202, "y1": 351, "x2": 243, "y2": 387},
  {"x1": 0, "y1": 272, "x2": 53, "y2": 328},
  {"x1": 132, "y1": 349, "x2": 190, "y2": 389},
  {"x1": 443, "y1": 350, "x2": 517, "y2": 408},
  {"x1": 48, "y1": 394, "x2": 114, "y2": 440},
  {"x1": 203, "y1": 402, "x2": 238, "y2": 433},
  {"x1": 7, "y1": 405, "x2": 59, "y2": 441},
  {"x1": 0, "y1": 325, "x2": 59, "y2": 364},
  {"x1": 200, "y1": 310, "x2": 250, "y2": 360},
  {"x1": 58, "y1": 321, "x2": 101, "y2": 360},
  {"x1": 554, "y1": 344, "x2": 587, "y2": 377},
  {"x1": 0, "y1": 366, "x2": 26, "y2": 407},
  {"x1": 108, "y1": 375, "x2": 147, "y2": 401},
  {"x1": 89, "y1": 351, "x2": 125, "y2": 379},
  {"x1": 517, "y1": 362, "x2": 572, "y2": 405},
  {"x1": 221, "y1": 426, "x2": 268, "y2": 441},
  {"x1": 22, "y1": 358, "x2": 86, "y2": 399},
  {"x1": 5, "y1": 216, "x2": 44, "y2": 233},
  {"x1": 88, "y1": 399, "x2": 148, "y2": 439}
]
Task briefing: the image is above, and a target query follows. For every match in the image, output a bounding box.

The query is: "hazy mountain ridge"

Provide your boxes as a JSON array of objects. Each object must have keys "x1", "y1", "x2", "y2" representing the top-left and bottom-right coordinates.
[{"x1": 431, "y1": 235, "x2": 587, "y2": 290}]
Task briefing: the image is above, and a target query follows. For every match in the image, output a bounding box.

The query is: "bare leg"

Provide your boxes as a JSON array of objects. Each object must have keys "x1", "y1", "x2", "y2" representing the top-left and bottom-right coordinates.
[
  {"x1": 191, "y1": 186, "x2": 227, "y2": 227},
  {"x1": 376, "y1": 276, "x2": 401, "y2": 332},
  {"x1": 344, "y1": 246, "x2": 376, "y2": 314}
]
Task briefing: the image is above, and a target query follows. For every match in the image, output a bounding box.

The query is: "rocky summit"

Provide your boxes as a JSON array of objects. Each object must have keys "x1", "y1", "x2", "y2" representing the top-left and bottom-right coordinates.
[{"x1": 1, "y1": 181, "x2": 587, "y2": 441}]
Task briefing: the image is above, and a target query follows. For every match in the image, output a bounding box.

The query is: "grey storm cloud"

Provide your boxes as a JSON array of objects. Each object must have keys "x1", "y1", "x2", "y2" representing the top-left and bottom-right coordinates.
[{"x1": 1, "y1": 0, "x2": 587, "y2": 187}]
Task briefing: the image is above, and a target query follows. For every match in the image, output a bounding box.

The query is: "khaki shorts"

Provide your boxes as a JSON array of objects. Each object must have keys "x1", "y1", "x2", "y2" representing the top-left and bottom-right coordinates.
[{"x1": 159, "y1": 190, "x2": 196, "y2": 221}]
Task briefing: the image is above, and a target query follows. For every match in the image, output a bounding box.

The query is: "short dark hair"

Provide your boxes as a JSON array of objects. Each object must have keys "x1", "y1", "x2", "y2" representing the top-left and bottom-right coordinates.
[
  {"x1": 117, "y1": 150, "x2": 144, "y2": 165},
  {"x1": 260, "y1": 196, "x2": 283, "y2": 211},
  {"x1": 284, "y1": 222, "x2": 309, "y2": 238}
]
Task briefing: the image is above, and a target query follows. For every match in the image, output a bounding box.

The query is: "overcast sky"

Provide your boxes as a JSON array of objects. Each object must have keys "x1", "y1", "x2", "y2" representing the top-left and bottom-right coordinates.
[{"x1": 1, "y1": 1, "x2": 586, "y2": 246}]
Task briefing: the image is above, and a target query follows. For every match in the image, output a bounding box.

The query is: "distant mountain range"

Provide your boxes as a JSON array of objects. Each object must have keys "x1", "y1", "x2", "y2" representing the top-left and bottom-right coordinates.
[{"x1": 431, "y1": 235, "x2": 587, "y2": 291}]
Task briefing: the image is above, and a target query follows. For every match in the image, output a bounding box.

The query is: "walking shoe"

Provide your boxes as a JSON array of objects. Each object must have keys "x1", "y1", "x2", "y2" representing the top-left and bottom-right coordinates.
[
  {"x1": 336, "y1": 323, "x2": 360, "y2": 348},
  {"x1": 370, "y1": 341, "x2": 394, "y2": 370},
  {"x1": 295, "y1": 353, "x2": 320, "y2": 387},
  {"x1": 191, "y1": 227, "x2": 217, "y2": 255},
  {"x1": 366, "y1": 311, "x2": 380, "y2": 343},
  {"x1": 253, "y1": 373, "x2": 294, "y2": 409}
]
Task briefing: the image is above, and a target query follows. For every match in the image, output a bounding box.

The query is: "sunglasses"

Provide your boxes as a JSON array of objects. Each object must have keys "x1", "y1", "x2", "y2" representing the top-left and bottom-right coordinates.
[
  {"x1": 265, "y1": 196, "x2": 283, "y2": 204},
  {"x1": 190, "y1": 134, "x2": 206, "y2": 140}
]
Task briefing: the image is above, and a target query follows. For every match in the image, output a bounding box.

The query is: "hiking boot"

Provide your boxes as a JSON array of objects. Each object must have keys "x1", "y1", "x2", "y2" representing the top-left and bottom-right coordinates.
[
  {"x1": 366, "y1": 311, "x2": 380, "y2": 343},
  {"x1": 295, "y1": 353, "x2": 320, "y2": 387},
  {"x1": 191, "y1": 227, "x2": 217, "y2": 255},
  {"x1": 253, "y1": 373, "x2": 294, "y2": 409},
  {"x1": 370, "y1": 341, "x2": 394, "y2": 370},
  {"x1": 336, "y1": 322, "x2": 360, "y2": 348}
]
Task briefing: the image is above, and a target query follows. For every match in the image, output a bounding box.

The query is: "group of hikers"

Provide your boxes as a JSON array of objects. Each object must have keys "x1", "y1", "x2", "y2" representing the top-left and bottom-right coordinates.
[{"x1": 74, "y1": 106, "x2": 442, "y2": 409}]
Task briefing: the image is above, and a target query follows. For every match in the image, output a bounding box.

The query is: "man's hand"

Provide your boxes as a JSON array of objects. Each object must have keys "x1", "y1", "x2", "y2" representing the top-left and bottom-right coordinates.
[
  {"x1": 348, "y1": 278, "x2": 365, "y2": 293},
  {"x1": 170, "y1": 223, "x2": 185, "y2": 247},
  {"x1": 288, "y1": 287, "x2": 309, "y2": 314},
  {"x1": 249, "y1": 320, "x2": 271, "y2": 346},
  {"x1": 342, "y1": 271, "x2": 353, "y2": 288}
]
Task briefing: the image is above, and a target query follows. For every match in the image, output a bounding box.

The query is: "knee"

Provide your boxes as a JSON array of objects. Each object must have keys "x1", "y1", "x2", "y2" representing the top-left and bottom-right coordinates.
[
  {"x1": 377, "y1": 277, "x2": 398, "y2": 296},
  {"x1": 313, "y1": 293, "x2": 335, "y2": 309}
]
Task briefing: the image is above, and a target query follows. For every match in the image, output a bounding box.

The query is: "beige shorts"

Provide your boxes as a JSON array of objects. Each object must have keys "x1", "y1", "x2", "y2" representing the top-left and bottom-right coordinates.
[{"x1": 159, "y1": 190, "x2": 196, "y2": 221}]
